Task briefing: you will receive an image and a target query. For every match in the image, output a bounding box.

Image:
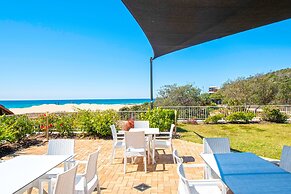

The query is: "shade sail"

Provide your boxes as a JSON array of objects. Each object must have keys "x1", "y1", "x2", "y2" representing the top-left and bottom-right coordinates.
[{"x1": 122, "y1": 0, "x2": 291, "y2": 59}]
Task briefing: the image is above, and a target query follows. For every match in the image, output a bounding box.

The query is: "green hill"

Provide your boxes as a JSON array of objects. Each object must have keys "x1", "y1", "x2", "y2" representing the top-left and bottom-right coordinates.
[{"x1": 219, "y1": 68, "x2": 291, "y2": 105}]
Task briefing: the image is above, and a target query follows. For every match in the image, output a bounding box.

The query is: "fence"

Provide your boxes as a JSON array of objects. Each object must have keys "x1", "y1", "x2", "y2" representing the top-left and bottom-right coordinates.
[
  {"x1": 158, "y1": 105, "x2": 291, "y2": 120},
  {"x1": 6, "y1": 105, "x2": 291, "y2": 121}
]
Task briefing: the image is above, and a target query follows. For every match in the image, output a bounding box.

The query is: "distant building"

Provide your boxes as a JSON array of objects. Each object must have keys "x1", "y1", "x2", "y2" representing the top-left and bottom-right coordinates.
[
  {"x1": 0, "y1": 105, "x2": 14, "y2": 115},
  {"x1": 208, "y1": 86, "x2": 219, "y2": 94}
]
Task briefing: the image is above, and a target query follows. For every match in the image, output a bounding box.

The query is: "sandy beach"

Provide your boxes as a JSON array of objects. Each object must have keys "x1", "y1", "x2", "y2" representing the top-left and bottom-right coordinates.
[{"x1": 10, "y1": 103, "x2": 133, "y2": 114}]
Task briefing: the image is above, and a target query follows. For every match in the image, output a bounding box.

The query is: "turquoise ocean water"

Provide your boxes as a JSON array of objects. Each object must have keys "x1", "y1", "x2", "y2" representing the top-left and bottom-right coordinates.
[{"x1": 0, "y1": 99, "x2": 151, "y2": 109}]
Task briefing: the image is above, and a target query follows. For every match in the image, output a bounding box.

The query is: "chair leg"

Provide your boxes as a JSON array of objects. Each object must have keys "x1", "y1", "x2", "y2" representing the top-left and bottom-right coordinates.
[
  {"x1": 144, "y1": 155, "x2": 147, "y2": 173},
  {"x1": 147, "y1": 143, "x2": 150, "y2": 164},
  {"x1": 111, "y1": 147, "x2": 116, "y2": 164},
  {"x1": 48, "y1": 181, "x2": 52, "y2": 194},
  {"x1": 97, "y1": 186, "x2": 101, "y2": 194},
  {"x1": 124, "y1": 155, "x2": 127, "y2": 174},
  {"x1": 171, "y1": 144, "x2": 175, "y2": 163}
]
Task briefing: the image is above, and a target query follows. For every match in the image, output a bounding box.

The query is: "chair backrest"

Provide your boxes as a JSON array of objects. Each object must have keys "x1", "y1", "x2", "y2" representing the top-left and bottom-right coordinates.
[
  {"x1": 134, "y1": 121, "x2": 149, "y2": 128},
  {"x1": 48, "y1": 139, "x2": 75, "y2": 155},
  {"x1": 203, "y1": 138, "x2": 230, "y2": 154},
  {"x1": 84, "y1": 147, "x2": 101, "y2": 185},
  {"x1": 177, "y1": 163, "x2": 196, "y2": 194},
  {"x1": 110, "y1": 124, "x2": 117, "y2": 142},
  {"x1": 173, "y1": 149, "x2": 183, "y2": 164},
  {"x1": 124, "y1": 131, "x2": 145, "y2": 149},
  {"x1": 53, "y1": 163, "x2": 78, "y2": 194},
  {"x1": 280, "y1": 145, "x2": 291, "y2": 172},
  {"x1": 169, "y1": 124, "x2": 175, "y2": 138}
]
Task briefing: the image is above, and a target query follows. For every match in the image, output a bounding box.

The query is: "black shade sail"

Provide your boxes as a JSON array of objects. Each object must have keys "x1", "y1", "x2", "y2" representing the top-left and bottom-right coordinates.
[{"x1": 122, "y1": 0, "x2": 291, "y2": 59}]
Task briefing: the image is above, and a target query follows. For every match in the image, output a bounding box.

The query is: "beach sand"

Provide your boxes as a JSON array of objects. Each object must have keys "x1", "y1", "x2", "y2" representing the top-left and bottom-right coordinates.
[{"x1": 10, "y1": 103, "x2": 133, "y2": 114}]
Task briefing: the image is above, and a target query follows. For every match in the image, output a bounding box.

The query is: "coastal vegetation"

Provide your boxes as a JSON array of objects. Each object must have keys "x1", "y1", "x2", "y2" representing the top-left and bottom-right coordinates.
[
  {"x1": 178, "y1": 123, "x2": 291, "y2": 159},
  {"x1": 218, "y1": 68, "x2": 291, "y2": 105},
  {"x1": 0, "y1": 108, "x2": 175, "y2": 145},
  {"x1": 120, "y1": 68, "x2": 290, "y2": 110}
]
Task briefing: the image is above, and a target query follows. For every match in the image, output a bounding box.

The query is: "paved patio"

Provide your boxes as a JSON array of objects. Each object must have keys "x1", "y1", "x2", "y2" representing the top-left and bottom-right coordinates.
[{"x1": 5, "y1": 139, "x2": 204, "y2": 194}]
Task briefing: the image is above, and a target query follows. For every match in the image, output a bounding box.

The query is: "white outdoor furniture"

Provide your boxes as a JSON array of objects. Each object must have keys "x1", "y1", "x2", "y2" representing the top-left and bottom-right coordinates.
[
  {"x1": 0, "y1": 155, "x2": 72, "y2": 194},
  {"x1": 134, "y1": 120, "x2": 149, "y2": 128},
  {"x1": 75, "y1": 147, "x2": 101, "y2": 194},
  {"x1": 279, "y1": 145, "x2": 291, "y2": 172},
  {"x1": 129, "y1": 127, "x2": 160, "y2": 164},
  {"x1": 203, "y1": 138, "x2": 230, "y2": 154},
  {"x1": 110, "y1": 124, "x2": 125, "y2": 164},
  {"x1": 155, "y1": 124, "x2": 175, "y2": 163},
  {"x1": 53, "y1": 163, "x2": 78, "y2": 194},
  {"x1": 177, "y1": 163, "x2": 225, "y2": 194},
  {"x1": 173, "y1": 149, "x2": 211, "y2": 192},
  {"x1": 47, "y1": 139, "x2": 75, "y2": 171},
  {"x1": 200, "y1": 152, "x2": 291, "y2": 194},
  {"x1": 39, "y1": 139, "x2": 75, "y2": 194},
  {"x1": 173, "y1": 149, "x2": 183, "y2": 164},
  {"x1": 124, "y1": 131, "x2": 147, "y2": 173},
  {"x1": 203, "y1": 137, "x2": 230, "y2": 179}
]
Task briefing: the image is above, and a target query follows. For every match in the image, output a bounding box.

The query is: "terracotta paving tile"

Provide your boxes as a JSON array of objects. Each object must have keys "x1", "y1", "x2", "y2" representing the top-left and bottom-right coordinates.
[{"x1": 4, "y1": 138, "x2": 203, "y2": 194}]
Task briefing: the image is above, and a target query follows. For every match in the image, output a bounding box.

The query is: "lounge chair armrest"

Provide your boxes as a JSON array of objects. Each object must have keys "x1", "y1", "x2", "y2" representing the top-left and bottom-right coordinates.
[
  {"x1": 270, "y1": 160, "x2": 280, "y2": 166},
  {"x1": 260, "y1": 156, "x2": 280, "y2": 166},
  {"x1": 188, "y1": 179, "x2": 223, "y2": 186},
  {"x1": 183, "y1": 163, "x2": 206, "y2": 168}
]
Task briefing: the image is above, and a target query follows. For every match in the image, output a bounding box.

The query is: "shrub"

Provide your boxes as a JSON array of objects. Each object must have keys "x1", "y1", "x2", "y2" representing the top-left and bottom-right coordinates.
[
  {"x1": 262, "y1": 107, "x2": 288, "y2": 123},
  {"x1": 226, "y1": 112, "x2": 255, "y2": 123},
  {"x1": 182, "y1": 118, "x2": 198, "y2": 125},
  {"x1": 0, "y1": 115, "x2": 34, "y2": 143},
  {"x1": 35, "y1": 113, "x2": 57, "y2": 131},
  {"x1": 75, "y1": 109, "x2": 120, "y2": 136},
  {"x1": 205, "y1": 114, "x2": 224, "y2": 124},
  {"x1": 92, "y1": 110, "x2": 120, "y2": 136},
  {"x1": 140, "y1": 108, "x2": 175, "y2": 131},
  {"x1": 55, "y1": 114, "x2": 74, "y2": 136}
]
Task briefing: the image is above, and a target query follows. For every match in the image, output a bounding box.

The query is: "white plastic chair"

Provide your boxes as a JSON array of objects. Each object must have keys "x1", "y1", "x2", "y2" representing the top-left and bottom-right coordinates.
[
  {"x1": 279, "y1": 145, "x2": 291, "y2": 172},
  {"x1": 124, "y1": 131, "x2": 147, "y2": 173},
  {"x1": 177, "y1": 163, "x2": 225, "y2": 194},
  {"x1": 173, "y1": 149, "x2": 208, "y2": 189},
  {"x1": 202, "y1": 138, "x2": 230, "y2": 179},
  {"x1": 155, "y1": 124, "x2": 175, "y2": 163},
  {"x1": 203, "y1": 138, "x2": 230, "y2": 154},
  {"x1": 134, "y1": 120, "x2": 149, "y2": 128},
  {"x1": 53, "y1": 163, "x2": 78, "y2": 194},
  {"x1": 173, "y1": 149, "x2": 184, "y2": 164},
  {"x1": 39, "y1": 139, "x2": 75, "y2": 194},
  {"x1": 75, "y1": 147, "x2": 101, "y2": 194},
  {"x1": 110, "y1": 124, "x2": 125, "y2": 164}
]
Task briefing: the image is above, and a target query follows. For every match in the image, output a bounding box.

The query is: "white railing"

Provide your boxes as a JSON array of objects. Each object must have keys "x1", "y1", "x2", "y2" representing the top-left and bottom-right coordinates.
[{"x1": 6, "y1": 105, "x2": 291, "y2": 121}]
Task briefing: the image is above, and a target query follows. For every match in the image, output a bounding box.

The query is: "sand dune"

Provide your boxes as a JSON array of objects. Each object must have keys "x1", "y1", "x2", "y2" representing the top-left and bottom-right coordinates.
[{"x1": 10, "y1": 103, "x2": 132, "y2": 114}]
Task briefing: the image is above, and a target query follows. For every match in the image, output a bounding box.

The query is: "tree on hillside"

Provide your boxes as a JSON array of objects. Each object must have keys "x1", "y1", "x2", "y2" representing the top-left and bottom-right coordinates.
[
  {"x1": 154, "y1": 84, "x2": 202, "y2": 106},
  {"x1": 220, "y1": 78, "x2": 252, "y2": 105},
  {"x1": 219, "y1": 68, "x2": 291, "y2": 105},
  {"x1": 274, "y1": 76, "x2": 291, "y2": 104}
]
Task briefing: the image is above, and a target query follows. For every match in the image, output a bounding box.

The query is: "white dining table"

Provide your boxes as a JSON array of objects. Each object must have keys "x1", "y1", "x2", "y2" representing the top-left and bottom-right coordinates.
[
  {"x1": 0, "y1": 155, "x2": 72, "y2": 194},
  {"x1": 201, "y1": 152, "x2": 291, "y2": 194}
]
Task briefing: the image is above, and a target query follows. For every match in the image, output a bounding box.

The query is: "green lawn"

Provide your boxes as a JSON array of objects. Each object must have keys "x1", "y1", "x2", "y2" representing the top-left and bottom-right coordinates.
[{"x1": 177, "y1": 123, "x2": 291, "y2": 159}]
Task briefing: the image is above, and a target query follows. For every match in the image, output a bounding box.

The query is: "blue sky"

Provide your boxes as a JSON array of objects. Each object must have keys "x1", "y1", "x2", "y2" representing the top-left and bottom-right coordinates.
[{"x1": 0, "y1": 1, "x2": 290, "y2": 100}]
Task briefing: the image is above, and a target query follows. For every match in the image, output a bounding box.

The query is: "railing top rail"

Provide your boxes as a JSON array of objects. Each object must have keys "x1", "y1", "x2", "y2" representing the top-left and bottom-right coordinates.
[{"x1": 117, "y1": 111, "x2": 147, "y2": 113}]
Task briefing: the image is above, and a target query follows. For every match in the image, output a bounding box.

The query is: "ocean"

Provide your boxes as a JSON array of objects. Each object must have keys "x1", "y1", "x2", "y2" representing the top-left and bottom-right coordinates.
[{"x1": 0, "y1": 99, "x2": 151, "y2": 109}]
